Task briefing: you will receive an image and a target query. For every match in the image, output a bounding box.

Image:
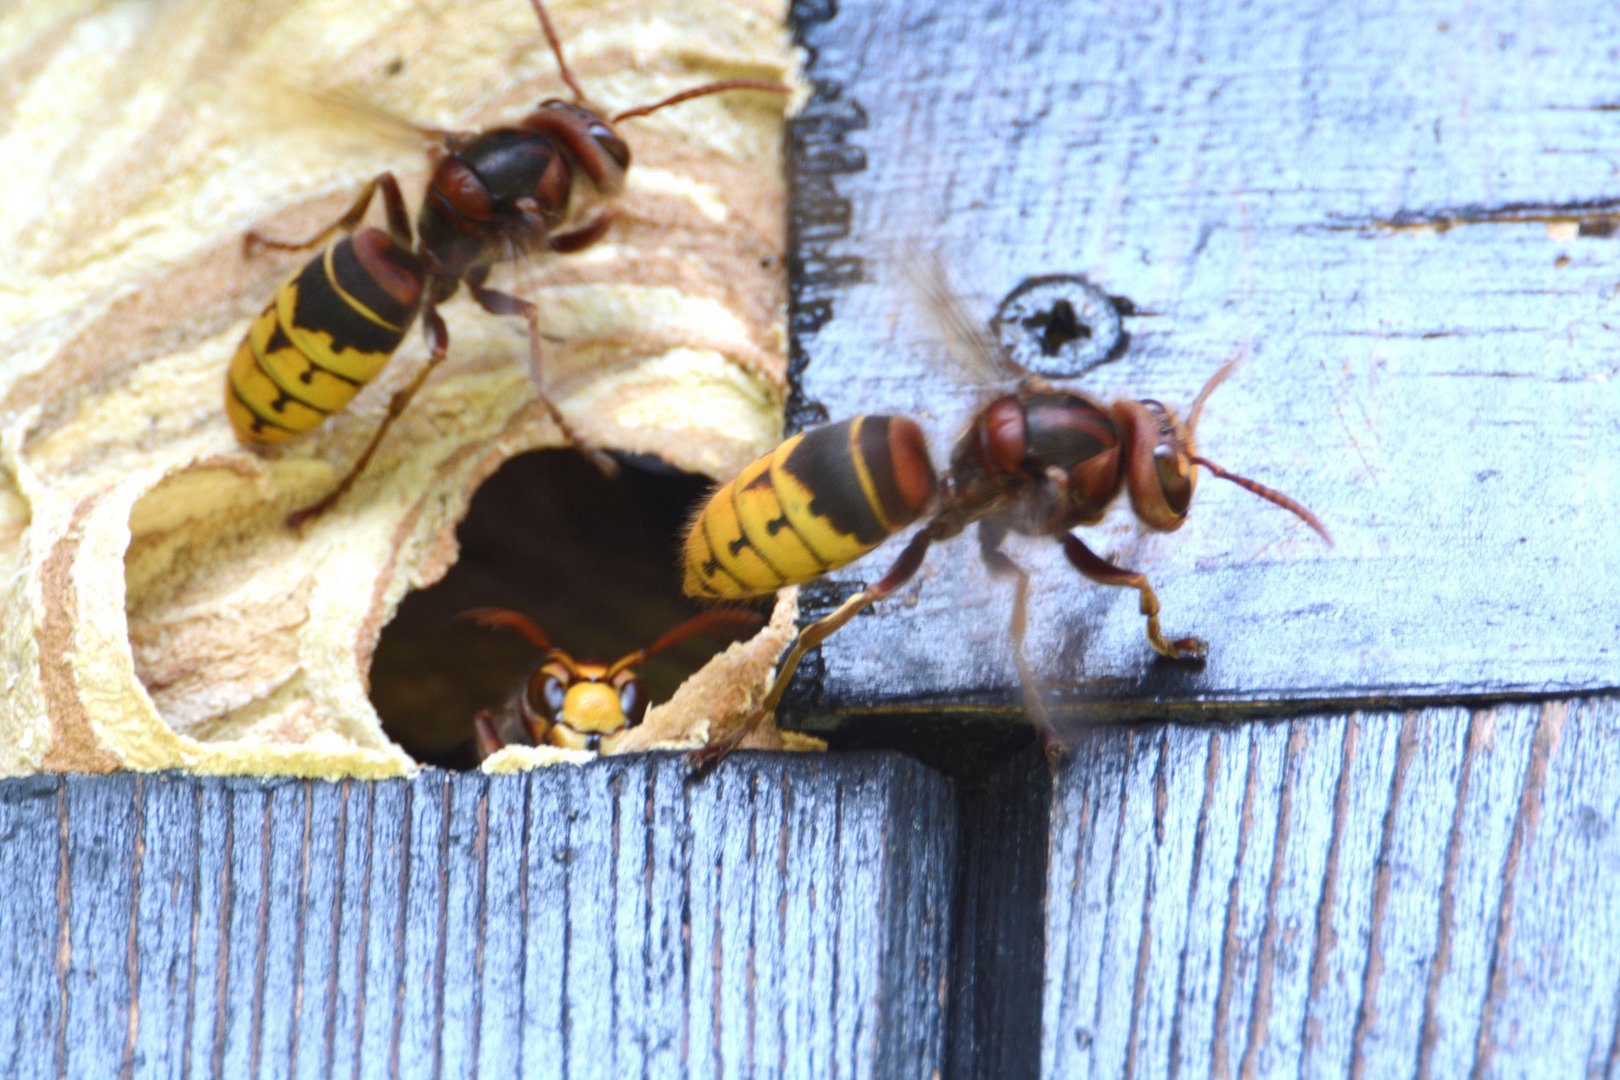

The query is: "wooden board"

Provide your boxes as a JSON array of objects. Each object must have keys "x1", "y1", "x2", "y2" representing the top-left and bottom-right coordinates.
[
  {"x1": 1034, "y1": 698, "x2": 1620, "y2": 1079},
  {"x1": 784, "y1": 0, "x2": 1620, "y2": 724},
  {"x1": 0, "y1": 757, "x2": 957, "y2": 1079},
  {"x1": 5, "y1": 704, "x2": 1617, "y2": 1077}
]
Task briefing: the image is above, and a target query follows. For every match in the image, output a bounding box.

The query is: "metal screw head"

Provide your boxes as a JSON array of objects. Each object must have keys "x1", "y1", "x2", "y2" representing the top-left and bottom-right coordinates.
[{"x1": 991, "y1": 274, "x2": 1131, "y2": 379}]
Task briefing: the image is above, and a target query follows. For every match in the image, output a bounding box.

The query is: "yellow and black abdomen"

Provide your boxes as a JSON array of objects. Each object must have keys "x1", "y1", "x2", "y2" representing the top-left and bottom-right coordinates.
[
  {"x1": 684, "y1": 415, "x2": 938, "y2": 599},
  {"x1": 226, "y1": 228, "x2": 425, "y2": 445}
]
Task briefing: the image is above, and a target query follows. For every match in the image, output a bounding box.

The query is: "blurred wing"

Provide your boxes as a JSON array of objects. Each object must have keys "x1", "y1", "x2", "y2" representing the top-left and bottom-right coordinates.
[
  {"x1": 301, "y1": 84, "x2": 455, "y2": 149},
  {"x1": 902, "y1": 249, "x2": 1023, "y2": 384},
  {"x1": 224, "y1": 60, "x2": 452, "y2": 155}
]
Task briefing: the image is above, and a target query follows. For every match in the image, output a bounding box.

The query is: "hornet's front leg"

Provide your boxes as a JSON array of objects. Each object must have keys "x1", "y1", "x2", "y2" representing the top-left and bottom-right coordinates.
[
  {"x1": 548, "y1": 210, "x2": 616, "y2": 254},
  {"x1": 689, "y1": 526, "x2": 940, "y2": 774},
  {"x1": 1060, "y1": 533, "x2": 1206, "y2": 661}
]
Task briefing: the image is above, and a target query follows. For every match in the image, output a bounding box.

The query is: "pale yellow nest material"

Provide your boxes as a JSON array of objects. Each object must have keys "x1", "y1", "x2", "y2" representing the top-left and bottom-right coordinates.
[
  {"x1": 482, "y1": 589, "x2": 823, "y2": 774},
  {"x1": 0, "y1": 0, "x2": 804, "y2": 777}
]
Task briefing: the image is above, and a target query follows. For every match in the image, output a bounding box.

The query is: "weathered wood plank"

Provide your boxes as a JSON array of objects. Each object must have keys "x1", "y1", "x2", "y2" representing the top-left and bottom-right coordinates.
[
  {"x1": 0, "y1": 757, "x2": 954, "y2": 1077},
  {"x1": 286, "y1": 779, "x2": 343, "y2": 1080},
  {"x1": 515, "y1": 763, "x2": 569, "y2": 1072},
  {"x1": 1235, "y1": 717, "x2": 1353, "y2": 1080},
  {"x1": 5, "y1": 706, "x2": 1618, "y2": 1077},
  {"x1": 1476, "y1": 704, "x2": 1620, "y2": 1077},
  {"x1": 62, "y1": 776, "x2": 139, "y2": 1078},
  {"x1": 325, "y1": 780, "x2": 376, "y2": 1080},
  {"x1": 129, "y1": 776, "x2": 203, "y2": 1080},
  {"x1": 784, "y1": 0, "x2": 1620, "y2": 725},
  {"x1": 397, "y1": 774, "x2": 450, "y2": 1078},
  {"x1": 1293, "y1": 715, "x2": 1402, "y2": 1079},
  {"x1": 436, "y1": 774, "x2": 487, "y2": 1080},
  {"x1": 180, "y1": 783, "x2": 227, "y2": 1080},
  {"x1": 475, "y1": 772, "x2": 525, "y2": 1078},
  {"x1": 1033, "y1": 699, "x2": 1620, "y2": 1080},
  {"x1": 0, "y1": 777, "x2": 64, "y2": 1080},
  {"x1": 353, "y1": 781, "x2": 410, "y2": 1073},
  {"x1": 218, "y1": 782, "x2": 271, "y2": 1077}
]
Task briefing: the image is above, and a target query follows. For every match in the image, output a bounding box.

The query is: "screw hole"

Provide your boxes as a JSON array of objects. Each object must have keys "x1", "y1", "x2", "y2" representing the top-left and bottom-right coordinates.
[
  {"x1": 1020, "y1": 298, "x2": 1092, "y2": 357},
  {"x1": 992, "y1": 274, "x2": 1130, "y2": 378}
]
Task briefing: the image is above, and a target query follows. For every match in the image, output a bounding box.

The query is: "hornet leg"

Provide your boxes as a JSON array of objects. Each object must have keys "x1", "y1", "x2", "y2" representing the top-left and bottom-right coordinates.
[
  {"x1": 1060, "y1": 533, "x2": 1206, "y2": 660},
  {"x1": 473, "y1": 711, "x2": 505, "y2": 761},
  {"x1": 977, "y1": 520, "x2": 1062, "y2": 756},
  {"x1": 689, "y1": 527, "x2": 938, "y2": 773},
  {"x1": 548, "y1": 210, "x2": 616, "y2": 254},
  {"x1": 467, "y1": 277, "x2": 617, "y2": 476},
  {"x1": 287, "y1": 306, "x2": 451, "y2": 527},
  {"x1": 245, "y1": 172, "x2": 412, "y2": 255}
]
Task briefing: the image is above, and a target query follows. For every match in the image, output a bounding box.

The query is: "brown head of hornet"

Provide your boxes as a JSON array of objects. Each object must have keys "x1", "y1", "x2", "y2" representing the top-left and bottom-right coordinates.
[
  {"x1": 682, "y1": 263, "x2": 1332, "y2": 766},
  {"x1": 225, "y1": 0, "x2": 790, "y2": 526},
  {"x1": 461, "y1": 606, "x2": 765, "y2": 756}
]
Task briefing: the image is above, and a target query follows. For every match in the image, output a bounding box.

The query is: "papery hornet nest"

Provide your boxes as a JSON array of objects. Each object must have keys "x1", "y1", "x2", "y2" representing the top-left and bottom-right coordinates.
[{"x1": 0, "y1": 0, "x2": 805, "y2": 778}]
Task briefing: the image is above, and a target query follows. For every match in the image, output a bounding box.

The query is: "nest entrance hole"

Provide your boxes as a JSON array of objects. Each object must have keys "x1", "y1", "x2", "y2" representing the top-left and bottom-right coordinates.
[{"x1": 372, "y1": 449, "x2": 759, "y2": 768}]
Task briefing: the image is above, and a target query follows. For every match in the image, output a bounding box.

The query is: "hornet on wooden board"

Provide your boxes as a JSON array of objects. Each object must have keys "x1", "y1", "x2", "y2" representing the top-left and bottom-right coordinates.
[
  {"x1": 462, "y1": 607, "x2": 765, "y2": 756},
  {"x1": 682, "y1": 261, "x2": 1333, "y2": 766},
  {"x1": 225, "y1": 0, "x2": 790, "y2": 526}
]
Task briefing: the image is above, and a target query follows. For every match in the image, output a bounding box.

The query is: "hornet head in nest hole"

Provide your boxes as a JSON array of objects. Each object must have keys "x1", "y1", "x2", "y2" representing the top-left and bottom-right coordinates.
[{"x1": 461, "y1": 606, "x2": 765, "y2": 755}]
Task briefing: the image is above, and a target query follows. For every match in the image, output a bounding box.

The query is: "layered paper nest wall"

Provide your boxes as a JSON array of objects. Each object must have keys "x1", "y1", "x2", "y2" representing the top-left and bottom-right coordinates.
[{"x1": 0, "y1": 0, "x2": 804, "y2": 777}]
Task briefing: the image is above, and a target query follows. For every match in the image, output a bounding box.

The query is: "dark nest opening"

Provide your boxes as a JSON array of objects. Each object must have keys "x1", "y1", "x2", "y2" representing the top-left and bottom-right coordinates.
[{"x1": 370, "y1": 450, "x2": 761, "y2": 768}]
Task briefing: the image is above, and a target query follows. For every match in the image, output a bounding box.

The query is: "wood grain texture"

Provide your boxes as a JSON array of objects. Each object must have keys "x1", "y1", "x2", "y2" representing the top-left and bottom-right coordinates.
[
  {"x1": 782, "y1": 0, "x2": 1620, "y2": 723},
  {"x1": 0, "y1": 756, "x2": 956, "y2": 1079},
  {"x1": 4, "y1": 705, "x2": 1616, "y2": 1077},
  {"x1": 1036, "y1": 700, "x2": 1620, "y2": 1079}
]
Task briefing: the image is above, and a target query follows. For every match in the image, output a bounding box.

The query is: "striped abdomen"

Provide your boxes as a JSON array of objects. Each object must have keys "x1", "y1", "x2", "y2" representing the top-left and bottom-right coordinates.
[
  {"x1": 226, "y1": 228, "x2": 424, "y2": 445},
  {"x1": 683, "y1": 416, "x2": 938, "y2": 599}
]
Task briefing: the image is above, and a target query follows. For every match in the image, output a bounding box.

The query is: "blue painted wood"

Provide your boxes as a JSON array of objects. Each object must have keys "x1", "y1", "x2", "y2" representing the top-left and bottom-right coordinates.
[
  {"x1": 0, "y1": 756, "x2": 955, "y2": 1077},
  {"x1": 1293, "y1": 716, "x2": 1404, "y2": 1078},
  {"x1": 1475, "y1": 704, "x2": 1620, "y2": 1077},
  {"x1": 398, "y1": 776, "x2": 448, "y2": 1077},
  {"x1": 319, "y1": 777, "x2": 370, "y2": 1080},
  {"x1": 130, "y1": 776, "x2": 203, "y2": 1080},
  {"x1": 355, "y1": 781, "x2": 409, "y2": 1073},
  {"x1": 291, "y1": 780, "x2": 343, "y2": 1080},
  {"x1": 255, "y1": 782, "x2": 307, "y2": 1080},
  {"x1": 4, "y1": 709, "x2": 1619, "y2": 1077},
  {"x1": 474, "y1": 772, "x2": 525, "y2": 1077},
  {"x1": 219, "y1": 781, "x2": 270, "y2": 1077},
  {"x1": 62, "y1": 775, "x2": 138, "y2": 1079},
  {"x1": 1237, "y1": 716, "x2": 1353, "y2": 1079},
  {"x1": 0, "y1": 777, "x2": 64, "y2": 1080},
  {"x1": 436, "y1": 775, "x2": 486, "y2": 1080},
  {"x1": 183, "y1": 782, "x2": 229, "y2": 1080},
  {"x1": 1034, "y1": 700, "x2": 1620, "y2": 1079},
  {"x1": 625, "y1": 762, "x2": 688, "y2": 1075},
  {"x1": 515, "y1": 761, "x2": 568, "y2": 1073},
  {"x1": 1346, "y1": 710, "x2": 1478, "y2": 1080},
  {"x1": 781, "y1": 0, "x2": 1620, "y2": 726}
]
